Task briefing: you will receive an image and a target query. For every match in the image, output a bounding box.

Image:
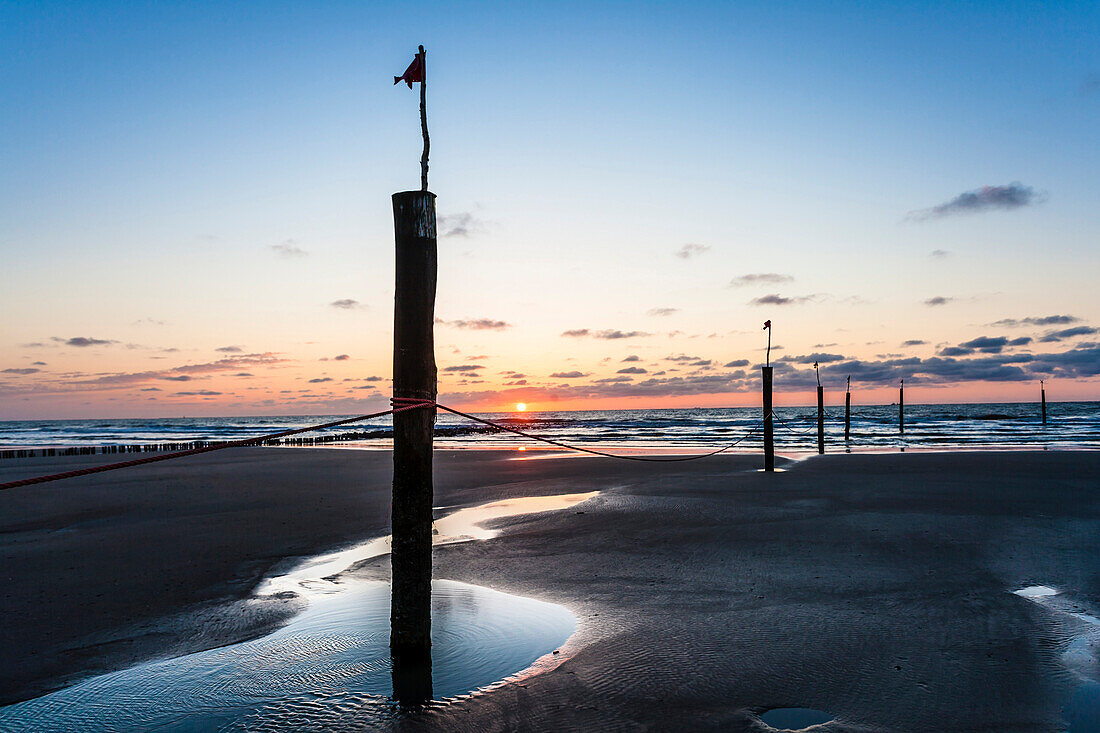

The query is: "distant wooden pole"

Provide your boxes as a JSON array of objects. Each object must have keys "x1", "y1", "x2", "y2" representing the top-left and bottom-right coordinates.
[
  {"x1": 391, "y1": 190, "x2": 437, "y2": 658},
  {"x1": 899, "y1": 379, "x2": 905, "y2": 436},
  {"x1": 817, "y1": 385, "x2": 825, "y2": 454},
  {"x1": 844, "y1": 375, "x2": 851, "y2": 442},
  {"x1": 762, "y1": 366, "x2": 775, "y2": 471},
  {"x1": 1040, "y1": 380, "x2": 1047, "y2": 425}
]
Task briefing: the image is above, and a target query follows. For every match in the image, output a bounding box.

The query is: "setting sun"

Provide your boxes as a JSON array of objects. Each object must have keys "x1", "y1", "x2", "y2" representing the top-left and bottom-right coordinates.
[{"x1": 515, "y1": 403, "x2": 527, "y2": 412}]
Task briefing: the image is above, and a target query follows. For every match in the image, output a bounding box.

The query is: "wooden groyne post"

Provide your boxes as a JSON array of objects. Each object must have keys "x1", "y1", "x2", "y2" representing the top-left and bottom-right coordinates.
[
  {"x1": 844, "y1": 375, "x2": 851, "y2": 442},
  {"x1": 814, "y1": 361, "x2": 824, "y2": 455},
  {"x1": 391, "y1": 189, "x2": 437, "y2": 659},
  {"x1": 1040, "y1": 380, "x2": 1047, "y2": 425},
  {"x1": 762, "y1": 366, "x2": 775, "y2": 471},
  {"x1": 899, "y1": 379, "x2": 905, "y2": 436}
]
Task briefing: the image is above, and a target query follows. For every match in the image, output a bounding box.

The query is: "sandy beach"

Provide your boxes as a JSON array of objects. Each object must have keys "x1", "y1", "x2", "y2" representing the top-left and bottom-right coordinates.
[{"x1": 1, "y1": 448, "x2": 1098, "y2": 731}]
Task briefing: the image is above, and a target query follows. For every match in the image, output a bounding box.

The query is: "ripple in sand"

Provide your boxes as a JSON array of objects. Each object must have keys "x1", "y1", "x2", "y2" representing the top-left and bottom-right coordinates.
[{"x1": 759, "y1": 707, "x2": 833, "y2": 730}]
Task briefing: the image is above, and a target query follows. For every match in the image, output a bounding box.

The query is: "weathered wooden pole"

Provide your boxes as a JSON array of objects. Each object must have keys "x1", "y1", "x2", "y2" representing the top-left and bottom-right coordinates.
[
  {"x1": 1040, "y1": 380, "x2": 1047, "y2": 425},
  {"x1": 391, "y1": 190, "x2": 437, "y2": 659},
  {"x1": 817, "y1": 385, "x2": 825, "y2": 454},
  {"x1": 844, "y1": 375, "x2": 851, "y2": 442},
  {"x1": 762, "y1": 366, "x2": 775, "y2": 471},
  {"x1": 899, "y1": 379, "x2": 905, "y2": 436}
]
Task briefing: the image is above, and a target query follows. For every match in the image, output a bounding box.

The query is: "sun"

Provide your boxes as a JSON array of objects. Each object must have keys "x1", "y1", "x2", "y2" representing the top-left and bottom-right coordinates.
[{"x1": 515, "y1": 403, "x2": 527, "y2": 412}]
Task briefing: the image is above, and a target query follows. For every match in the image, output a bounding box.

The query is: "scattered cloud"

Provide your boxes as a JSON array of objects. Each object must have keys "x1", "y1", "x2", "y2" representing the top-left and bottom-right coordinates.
[
  {"x1": 438, "y1": 212, "x2": 482, "y2": 237},
  {"x1": 333, "y1": 354, "x2": 350, "y2": 361},
  {"x1": 730, "y1": 273, "x2": 794, "y2": 288},
  {"x1": 439, "y1": 318, "x2": 511, "y2": 331},
  {"x1": 617, "y1": 366, "x2": 648, "y2": 374},
  {"x1": 57, "y1": 336, "x2": 115, "y2": 347},
  {"x1": 216, "y1": 346, "x2": 243, "y2": 353},
  {"x1": 990, "y1": 315, "x2": 1080, "y2": 328},
  {"x1": 270, "y1": 240, "x2": 307, "y2": 258},
  {"x1": 161, "y1": 375, "x2": 194, "y2": 381},
  {"x1": 924, "y1": 296, "x2": 953, "y2": 306},
  {"x1": 647, "y1": 307, "x2": 679, "y2": 317},
  {"x1": 561, "y1": 329, "x2": 650, "y2": 339},
  {"x1": 561, "y1": 329, "x2": 590, "y2": 337},
  {"x1": 442, "y1": 364, "x2": 486, "y2": 372},
  {"x1": 780, "y1": 353, "x2": 846, "y2": 364},
  {"x1": 175, "y1": 390, "x2": 222, "y2": 396},
  {"x1": 930, "y1": 249, "x2": 950, "y2": 259},
  {"x1": 910, "y1": 183, "x2": 1042, "y2": 220},
  {"x1": 1039, "y1": 326, "x2": 1098, "y2": 343},
  {"x1": 675, "y1": 243, "x2": 710, "y2": 259},
  {"x1": 2, "y1": 368, "x2": 40, "y2": 374},
  {"x1": 309, "y1": 377, "x2": 333, "y2": 383},
  {"x1": 724, "y1": 359, "x2": 749, "y2": 368},
  {"x1": 550, "y1": 371, "x2": 588, "y2": 378},
  {"x1": 901, "y1": 340, "x2": 928, "y2": 347},
  {"x1": 31, "y1": 361, "x2": 47, "y2": 366},
  {"x1": 621, "y1": 355, "x2": 641, "y2": 362},
  {"x1": 748, "y1": 294, "x2": 816, "y2": 306},
  {"x1": 330, "y1": 299, "x2": 363, "y2": 310}
]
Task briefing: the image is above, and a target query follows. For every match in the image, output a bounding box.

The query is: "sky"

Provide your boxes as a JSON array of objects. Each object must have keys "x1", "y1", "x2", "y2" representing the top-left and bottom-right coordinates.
[{"x1": 1, "y1": 0, "x2": 1098, "y2": 419}]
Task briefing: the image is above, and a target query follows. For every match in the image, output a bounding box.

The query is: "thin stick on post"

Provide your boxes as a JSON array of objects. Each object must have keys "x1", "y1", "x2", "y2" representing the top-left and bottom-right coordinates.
[
  {"x1": 1040, "y1": 380, "x2": 1047, "y2": 425},
  {"x1": 899, "y1": 379, "x2": 905, "y2": 436},
  {"x1": 814, "y1": 362, "x2": 824, "y2": 455},
  {"x1": 418, "y1": 45, "x2": 429, "y2": 192}
]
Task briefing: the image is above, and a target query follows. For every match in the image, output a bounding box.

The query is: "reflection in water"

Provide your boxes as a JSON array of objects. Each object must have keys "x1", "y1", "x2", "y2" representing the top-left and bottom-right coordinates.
[{"x1": 0, "y1": 492, "x2": 596, "y2": 732}]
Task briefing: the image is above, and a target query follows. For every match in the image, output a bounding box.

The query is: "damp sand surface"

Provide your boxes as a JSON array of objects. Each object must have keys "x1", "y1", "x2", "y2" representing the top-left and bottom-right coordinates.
[{"x1": 2, "y1": 449, "x2": 1099, "y2": 731}]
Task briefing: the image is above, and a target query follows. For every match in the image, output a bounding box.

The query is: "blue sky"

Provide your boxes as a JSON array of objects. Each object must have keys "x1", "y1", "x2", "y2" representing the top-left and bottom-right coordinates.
[{"x1": 2, "y1": 1, "x2": 1098, "y2": 417}]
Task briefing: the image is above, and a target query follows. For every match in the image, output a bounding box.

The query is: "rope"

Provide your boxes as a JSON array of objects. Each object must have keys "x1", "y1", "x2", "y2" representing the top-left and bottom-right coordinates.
[
  {"x1": 420, "y1": 400, "x2": 764, "y2": 462},
  {"x1": 0, "y1": 404, "x2": 429, "y2": 491},
  {"x1": 772, "y1": 411, "x2": 820, "y2": 436}
]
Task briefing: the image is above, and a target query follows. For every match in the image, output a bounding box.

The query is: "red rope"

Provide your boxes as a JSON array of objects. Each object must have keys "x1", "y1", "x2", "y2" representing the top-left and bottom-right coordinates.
[{"x1": 0, "y1": 404, "x2": 430, "y2": 491}]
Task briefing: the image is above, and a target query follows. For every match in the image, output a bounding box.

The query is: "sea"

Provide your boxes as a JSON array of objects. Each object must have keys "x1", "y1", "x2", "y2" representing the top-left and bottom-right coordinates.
[{"x1": 2, "y1": 401, "x2": 1098, "y2": 454}]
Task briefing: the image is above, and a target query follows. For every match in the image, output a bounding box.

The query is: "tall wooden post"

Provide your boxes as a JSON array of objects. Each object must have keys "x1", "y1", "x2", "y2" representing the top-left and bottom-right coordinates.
[
  {"x1": 1040, "y1": 380, "x2": 1047, "y2": 425},
  {"x1": 762, "y1": 366, "x2": 775, "y2": 472},
  {"x1": 844, "y1": 376, "x2": 851, "y2": 442},
  {"x1": 817, "y1": 385, "x2": 825, "y2": 454},
  {"x1": 899, "y1": 379, "x2": 905, "y2": 436},
  {"x1": 391, "y1": 190, "x2": 437, "y2": 659}
]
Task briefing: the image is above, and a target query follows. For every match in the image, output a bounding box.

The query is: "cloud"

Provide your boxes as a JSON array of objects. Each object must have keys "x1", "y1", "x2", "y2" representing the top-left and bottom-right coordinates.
[
  {"x1": 161, "y1": 375, "x2": 194, "y2": 381},
  {"x1": 675, "y1": 243, "x2": 710, "y2": 259},
  {"x1": 723, "y1": 359, "x2": 749, "y2": 367},
  {"x1": 647, "y1": 307, "x2": 679, "y2": 316},
  {"x1": 550, "y1": 371, "x2": 587, "y2": 378},
  {"x1": 621, "y1": 355, "x2": 641, "y2": 362},
  {"x1": 930, "y1": 250, "x2": 950, "y2": 259},
  {"x1": 748, "y1": 294, "x2": 816, "y2": 306},
  {"x1": 439, "y1": 318, "x2": 511, "y2": 331},
  {"x1": 924, "y1": 296, "x2": 953, "y2": 306},
  {"x1": 216, "y1": 346, "x2": 243, "y2": 353},
  {"x1": 438, "y1": 212, "x2": 482, "y2": 237},
  {"x1": 58, "y1": 337, "x2": 115, "y2": 347},
  {"x1": 333, "y1": 354, "x2": 350, "y2": 360},
  {"x1": 31, "y1": 361, "x2": 47, "y2": 366},
  {"x1": 901, "y1": 340, "x2": 928, "y2": 347},
  {"x1": 561, "y1": 329, "x2": 650, "y2": 339},
  {"x1": 730, "y1": 273, "x2": 794, "y2": 287},
  {"x1": 910, "y1": 183, "x2": 1042, "y2": 220},
  {"x1": 780, "y1": 353, "x2": 846, "y2": 364},
  {"x1": 175, "y1": 390, "x2": 222, "y2": 396},
  {"x1": 330, "y1": 299, "x2": 363, "y2": 310},
  {"x1": 233, "y1": 372, "x2": 253, "y2": 377},
  {"x1": 990, "y1": 315, "x2": 1080, "y2": 328},
  {"x1": 309, "y1": 377, "x2": 333, "y2": 383},
  {"x1": 442, "y1": 364, "x2": 485, "y2": 372},
  {"x1": 270, "y1": 240, "x2": 307, "y2": 258},
  {"x1": 665, "y1": 354, "x2": 700, "y2": 362},
  {"x1": 2, "y1": 368, "x2": 40, "y2": 374},
  {"x1": 617, "y1": 366, "x2": 648, "y2": 374},
  {"x1": 1039, "y1": 326, "x2": 1098, "y2": 343}
]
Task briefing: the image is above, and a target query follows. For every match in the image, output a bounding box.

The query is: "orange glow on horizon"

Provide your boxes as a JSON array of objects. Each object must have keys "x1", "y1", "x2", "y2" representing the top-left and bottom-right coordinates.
[{"x1": 515, "y1": 403, "x2": 527, "y2": 412}]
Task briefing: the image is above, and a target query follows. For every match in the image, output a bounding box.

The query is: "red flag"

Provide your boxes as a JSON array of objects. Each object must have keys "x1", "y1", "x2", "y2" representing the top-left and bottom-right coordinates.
[
  {"x1": 394, "y1": 52, "x2": 424, "y2": 88},
  {"x1": 763, "y1": 320, "x2": 771, "y2": 330}
]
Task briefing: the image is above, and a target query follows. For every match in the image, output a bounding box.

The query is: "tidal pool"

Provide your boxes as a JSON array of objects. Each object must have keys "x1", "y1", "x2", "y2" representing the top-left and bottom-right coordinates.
[{"x1": 0, "y1": 492, "x2": 596, "y2": 732}]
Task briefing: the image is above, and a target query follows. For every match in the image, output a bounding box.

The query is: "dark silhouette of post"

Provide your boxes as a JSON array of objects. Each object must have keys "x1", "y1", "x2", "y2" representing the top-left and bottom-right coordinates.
[
  {"x1": 762, "y1": 366, "x2": 775, "y2": 471},
  {"x1": 391, "y1": 190, "x2": 437, "y2": 658},
  {"x1": 817, "y1": 386, "x2": 825, "y2": 454},
  {"x1": 1040, "y1": 380, "x2": 1047, "y2": 425},
  {"x1": 844, "y1": 375, "x2": 851, "y2": 442},
  {"x1": 899, "y1": 379, "x2": 905, "y2": 436}
]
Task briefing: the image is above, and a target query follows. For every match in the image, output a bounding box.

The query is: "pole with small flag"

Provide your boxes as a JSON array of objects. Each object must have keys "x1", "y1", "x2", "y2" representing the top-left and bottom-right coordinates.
[
  {"x1": 814, "y1": 361, "x2": 824, "y2": 455},
  {"x1": 1040, "y1": 380, "x2": 1047, "y2": 425},
  {"x1": 762, "y1": 320, "x2": 774, "y2": 472},
  {"x1": 390, "y1": 44, "x2": 437, "y2": 703}
]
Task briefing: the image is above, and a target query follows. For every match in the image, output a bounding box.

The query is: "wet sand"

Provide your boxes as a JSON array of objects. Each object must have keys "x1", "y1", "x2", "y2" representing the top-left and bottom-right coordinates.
[{"x1": 1, "y1": 449, "x2": 1098, "y2": 731}]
